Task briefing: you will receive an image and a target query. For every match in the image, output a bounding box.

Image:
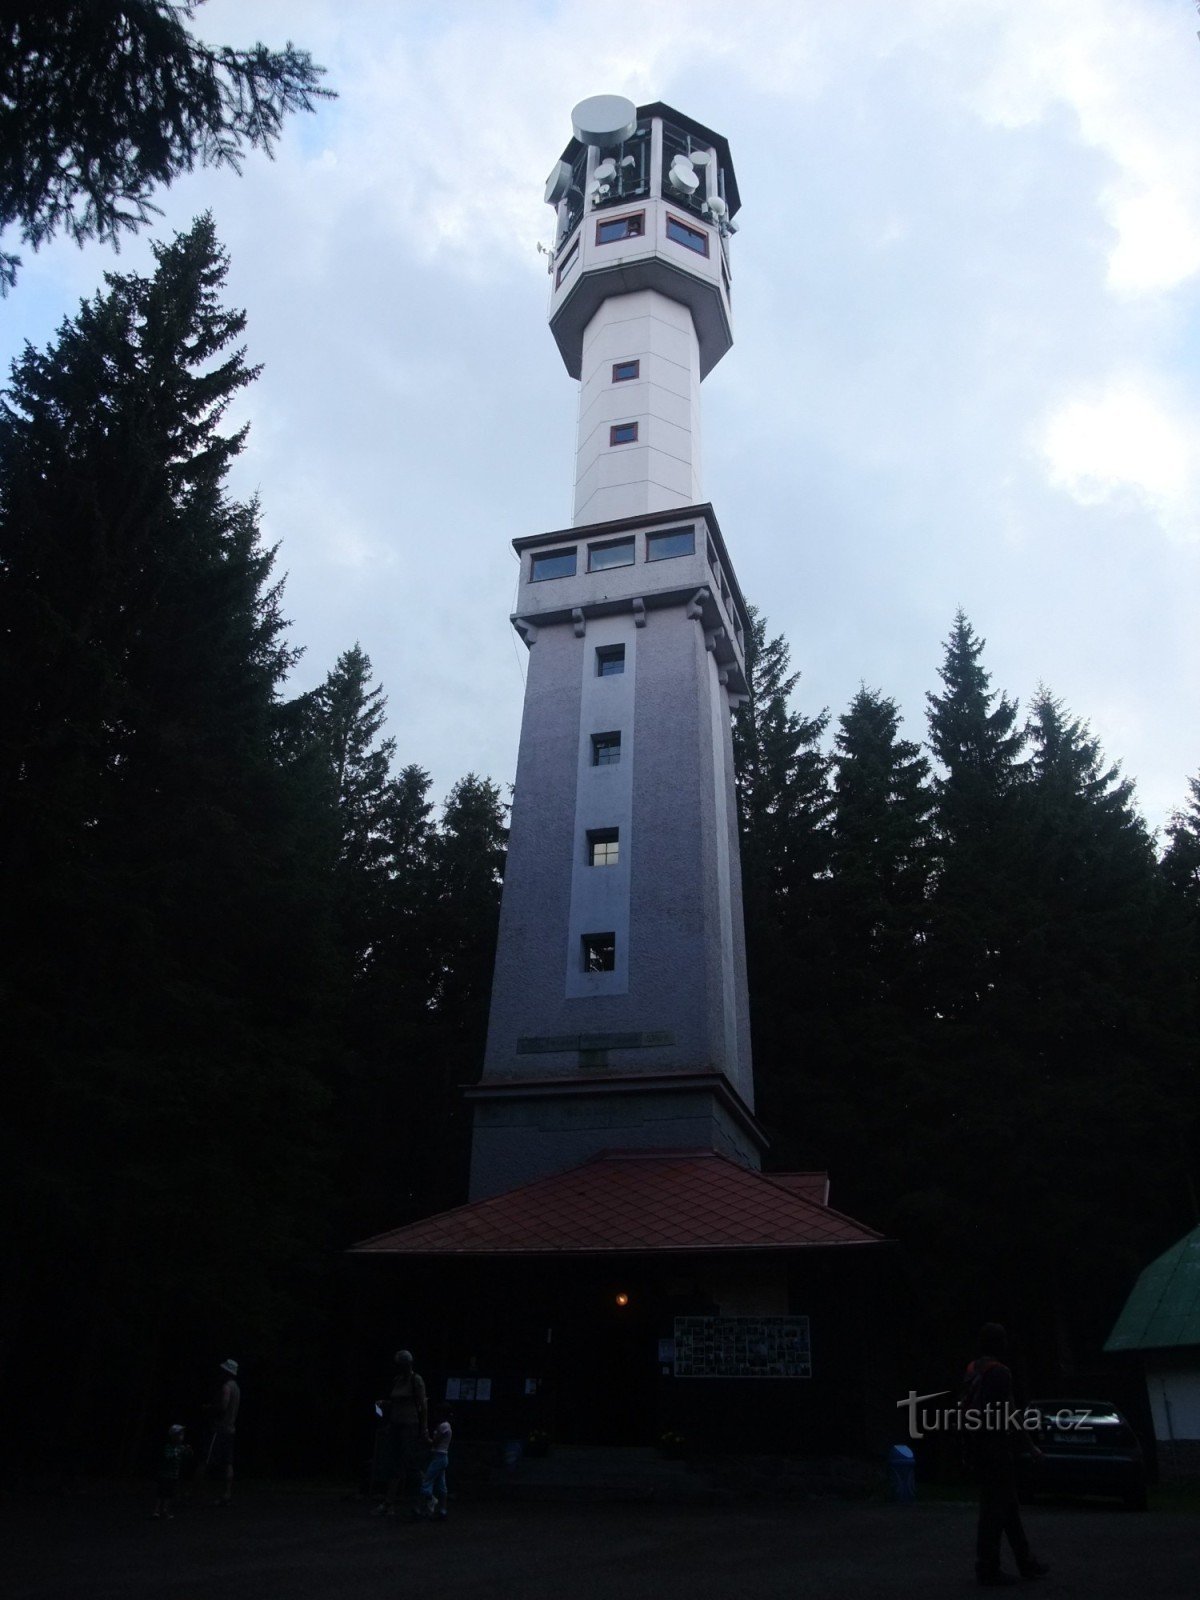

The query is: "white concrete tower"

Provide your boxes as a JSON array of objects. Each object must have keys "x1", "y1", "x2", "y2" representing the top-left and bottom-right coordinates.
[{"x1": 467, "y1": 98, "x2": 760, "y2": 1200}]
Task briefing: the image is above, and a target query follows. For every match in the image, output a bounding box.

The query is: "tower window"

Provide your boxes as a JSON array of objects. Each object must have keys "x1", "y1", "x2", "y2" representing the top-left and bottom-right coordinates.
[
  {"x1": 595, "y1": 212, "x2": 644, "y2": 246},
  {"x1": 666, "y1": 213, "x2": 710, "y2": 256},
  {"x1": 647, "y1": 527, "x2": 695, "y2": 562},
  {"x1": 609, "y1": 422, "x2": 638, "y2": 446},
  {"x1": 587, "y1": 828, "x2": 619, "y2": 867},
  {"x1": 589, "y1": 537, "x2": 634, "y2": 571},
  {"x1": 555, "y1": 238, "x2": 580, "y2": 287},
  {"x1": 591, "y1": 731, "x2": 621, "y2": 765},
  {"x1": 530, "y1": 546, "x2": 577, "y2": 581},
  {"x1": 612, "y1": 360, "x2": 640, "y2": 383},
  {"x1": 595, "y1": 645, "x2": 625, "y2": 676},
  {"x1": 582, "y1": 932, "x2": 616, "y2": 972}
]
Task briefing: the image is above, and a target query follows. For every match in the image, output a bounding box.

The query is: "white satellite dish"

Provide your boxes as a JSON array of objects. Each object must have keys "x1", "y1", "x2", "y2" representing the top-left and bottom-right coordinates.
[
  {"x1": 667, "y1": 155, "x2": 699, "y2": 196},
  {"x1": 689, "y1": 149, "x2": 711, "y2": 168},
  {"x1": 594, "y1": 157, "x2": 618, "y2": 184},
  {"x1": 544, "y1": 160, "x2": 572, "y2": 206},
  {"x1": 707, "y1": 194, "x2": 727, "y2": 218},
  {"x1": 571, "y1": 94, "x2": 638, "y2": 148}
]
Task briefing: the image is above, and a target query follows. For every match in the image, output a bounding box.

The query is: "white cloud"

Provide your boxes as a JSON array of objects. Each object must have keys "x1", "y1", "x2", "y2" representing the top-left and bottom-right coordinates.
[
  {"x1": 967, "y1": 0, "x2": 1200, "y2": 295},
  {"x1": 1040, "y1": 378, "x2": 1199, "y2": 539},
  {"x1": 5, "y1": 0, "x2": 1199, "y2": 834}
]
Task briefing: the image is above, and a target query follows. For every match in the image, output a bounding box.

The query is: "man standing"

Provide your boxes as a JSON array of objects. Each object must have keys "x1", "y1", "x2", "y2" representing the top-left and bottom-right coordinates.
[
  {"x1": 205, "y1": 1358, "x2": 241, "y2": 1507},
  {"x1": 963, "y1": 1324, "x2": 1048, "y2": 1587}
]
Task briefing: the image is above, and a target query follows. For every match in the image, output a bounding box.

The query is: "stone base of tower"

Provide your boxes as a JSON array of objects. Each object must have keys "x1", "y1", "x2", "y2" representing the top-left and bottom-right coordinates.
[{"x1": 466, "y1": 1071, "x2": 765, "y2": 1201}]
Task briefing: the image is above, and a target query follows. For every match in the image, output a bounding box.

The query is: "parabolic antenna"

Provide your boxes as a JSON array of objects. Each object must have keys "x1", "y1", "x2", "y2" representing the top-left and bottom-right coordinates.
[
  {"x1": 544, "y1": 160, "x2": 572, "y2": 205},
  {"x1": 689, "y1": 149, "x2": 711, "y2": 167},
  {"x1": 571, "y1": 94, "x2": 638, "y2": 148},
  {"x1": 667, "y1": 155, "x2": 699, "y2": 195}
]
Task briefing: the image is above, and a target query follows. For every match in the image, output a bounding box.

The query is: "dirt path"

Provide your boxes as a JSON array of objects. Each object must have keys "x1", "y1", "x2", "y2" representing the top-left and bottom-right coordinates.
[{"x1": 4, "y1": 1486, "x2": 1195, "y2": 1600}]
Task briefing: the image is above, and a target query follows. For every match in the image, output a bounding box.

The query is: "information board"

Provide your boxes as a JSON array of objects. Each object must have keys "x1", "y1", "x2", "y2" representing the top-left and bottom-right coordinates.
[{"x1": 673, "y1": 1315, "x2": 811, "y2": 1378}]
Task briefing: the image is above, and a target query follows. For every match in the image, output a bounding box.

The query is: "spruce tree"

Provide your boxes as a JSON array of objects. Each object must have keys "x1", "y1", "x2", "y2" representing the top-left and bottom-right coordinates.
[
  {"x1": 0, "y1": 217, "x2": 331, "y2": 1472},
  {"x1": 734, "y1": 607, "x2": 831, "y2": 910},
  {"x1": 800, "y1": 686, "x2": 936, "y2": 1222},
  {"x1": 0, "y1": 1, "x2": 331, "y2": 289},
  {"x1": 732, "y1": 608, "x2": 831, "y2": 1164},
  {"x1": 829, "y1": 686, "x2": 933, "y2": 1005},
  {"x1": 306, "y1": 644, "x2": 402, "y2": 974},
  {"x1": 924, "y1": 611, "x2": 1027, "y2": 1021},
  {"x1": 1163, "y1": 774, "x2": 1200, "y2": 920},
  {"x1": 419, "y1": 775, "x2": 508, "y2": 1207},
  {"x1": 1162, "y1": 773, "x2": 1200, "y2": 1213}
]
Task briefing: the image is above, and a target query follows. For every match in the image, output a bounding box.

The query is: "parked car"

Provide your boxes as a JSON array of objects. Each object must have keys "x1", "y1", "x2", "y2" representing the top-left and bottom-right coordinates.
[{"x1": 1017, "y1": 1399, "x2": 1147, "y2": 1510}]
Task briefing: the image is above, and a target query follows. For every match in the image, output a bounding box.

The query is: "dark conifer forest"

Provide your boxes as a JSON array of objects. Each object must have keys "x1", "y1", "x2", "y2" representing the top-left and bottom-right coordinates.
[
  {"x1": 1, "y1": 35, "x2": 1197, "y2": 1476},
  {"x1": 2, "y1": 224, "x2": 1196, "y2": 1479}
]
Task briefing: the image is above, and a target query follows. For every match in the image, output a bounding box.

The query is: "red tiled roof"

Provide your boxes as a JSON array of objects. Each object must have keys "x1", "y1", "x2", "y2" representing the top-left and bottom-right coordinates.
[
  {"x1": 351, "y1": 1151, "x2": 883, "y2": 1257},
  {"x1": 765, "y1": 1172, "x2": 830, "y2": 1206}
]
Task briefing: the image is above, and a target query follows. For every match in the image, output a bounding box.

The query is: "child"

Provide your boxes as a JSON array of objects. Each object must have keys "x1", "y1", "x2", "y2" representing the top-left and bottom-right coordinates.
[
  {"x1": 153, "y1": 1425, "x2": 192, "y2": 1519},
  {"x1": 416, "y1": 1410, "x2": 452, "y2": 1520}
]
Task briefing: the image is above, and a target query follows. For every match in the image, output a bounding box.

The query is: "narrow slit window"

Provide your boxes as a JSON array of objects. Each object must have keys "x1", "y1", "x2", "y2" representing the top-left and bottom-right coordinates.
[
  {"x1": 555, "y1": 238, "x2": 579, "y2": 286},
  {"x1": 592, "y1": 732, "x2": 621, "y2": 765},
  {"x1": 612, "y1": 360, "x2": 640, "y2": 383},
  {"x1": 595, "y1": 644, "x2": 625, "y2": 677},
  {"x1": 609, "y1": 421, "x2": 638, "y2": 446},
  {"x1": 582, "y1": 932, "x2": 616, "y2": 972},
  {"x1": 587, "y1": 828, "x2": 619, "y2": 867}
]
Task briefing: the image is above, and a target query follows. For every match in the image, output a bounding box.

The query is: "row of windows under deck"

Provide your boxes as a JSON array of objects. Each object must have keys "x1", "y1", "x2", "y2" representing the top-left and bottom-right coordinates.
[
  {"x1": 529, "y1": 528, "x2": 743, "y2": 650},
  {"x1": 555, "y1": 206, "x2": 722, "y2": 291}
]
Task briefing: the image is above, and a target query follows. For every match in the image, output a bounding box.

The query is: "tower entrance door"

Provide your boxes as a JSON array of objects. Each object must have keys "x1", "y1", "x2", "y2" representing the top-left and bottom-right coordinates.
[{"x1": 550, "y1": 1272, "x2": 660, "y2": 1445}]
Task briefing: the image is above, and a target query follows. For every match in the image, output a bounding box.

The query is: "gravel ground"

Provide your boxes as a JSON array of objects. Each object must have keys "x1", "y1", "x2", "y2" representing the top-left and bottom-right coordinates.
[{"x1": 3, "y1": 1485, "x2": 1196, "y2": 1600}]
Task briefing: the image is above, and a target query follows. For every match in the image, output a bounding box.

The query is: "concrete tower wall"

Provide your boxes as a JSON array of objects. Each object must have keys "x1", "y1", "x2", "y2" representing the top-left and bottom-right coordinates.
[
  {"x1": 573, "y1": 292, "x2": 703, "y2": 525},
  {"x1": 481, "y1": 599, "x2": 750, "y2": 1096},
  {"x1": 467, "y1": 100, "x2": 757, "y2": 1202}
]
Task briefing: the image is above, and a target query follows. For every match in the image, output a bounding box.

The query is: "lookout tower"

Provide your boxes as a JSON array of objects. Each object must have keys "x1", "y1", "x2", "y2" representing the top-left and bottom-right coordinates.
[
  {"x1": 357, "y1": 97, "x2": 887, "y2": 1458},
  {"x1": 467, "y1": 97, "x2": 761, "y2": 1199}
]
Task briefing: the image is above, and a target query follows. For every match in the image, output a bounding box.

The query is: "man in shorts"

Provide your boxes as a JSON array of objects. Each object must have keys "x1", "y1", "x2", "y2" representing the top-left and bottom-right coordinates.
[{"x1": 205, "y1": 1358, "x2": 241, "y2": 1506}]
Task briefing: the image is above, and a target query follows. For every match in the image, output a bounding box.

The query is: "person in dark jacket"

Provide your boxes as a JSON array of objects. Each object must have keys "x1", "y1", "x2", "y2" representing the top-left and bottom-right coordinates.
[{"x1": 963, "y1": 1324, "x2": 1049, "y2": 1587}]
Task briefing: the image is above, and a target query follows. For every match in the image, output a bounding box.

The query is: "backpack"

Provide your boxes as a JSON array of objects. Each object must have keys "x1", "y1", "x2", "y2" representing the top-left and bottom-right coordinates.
[
  {"x1": 958, "y1": 1358, "x2": 1005, "y2": 1467},
  {"x1": 960, "y1": 1357, "x2": 1001, "y2": 1413}
]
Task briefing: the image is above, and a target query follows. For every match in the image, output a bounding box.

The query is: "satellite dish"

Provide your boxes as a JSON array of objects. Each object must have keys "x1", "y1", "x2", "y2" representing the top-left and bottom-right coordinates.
[
  {"x1": 707, "y1": 194, "x2": 727, "y2": 218},
  {"x1": 544, "y1": 160, "x2": 572, "y2": 206},
  {"x1": 667, "y1": 155, "x2": 699, "y2": 196},
  {"x1": 571, "y1": 94, "x2": 638, "y2": 148},
  {"x1": 689, "y1": 149, "x2": 711, "y2": 168},
  {"x1": 594, "y1": 157, "x2": 618, "y2": 184}
]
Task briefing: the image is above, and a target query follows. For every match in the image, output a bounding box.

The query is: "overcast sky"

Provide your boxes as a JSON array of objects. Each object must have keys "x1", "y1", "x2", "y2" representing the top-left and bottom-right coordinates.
[{"x1": 4, "y1": 0, "x2": 1198, "y2": 836}]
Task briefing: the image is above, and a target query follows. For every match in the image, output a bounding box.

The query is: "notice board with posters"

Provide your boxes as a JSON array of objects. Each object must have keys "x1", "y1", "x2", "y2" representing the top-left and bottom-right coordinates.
[{"x1": 672, "y1": 1315, "x2": 812, "y2": 1378}]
